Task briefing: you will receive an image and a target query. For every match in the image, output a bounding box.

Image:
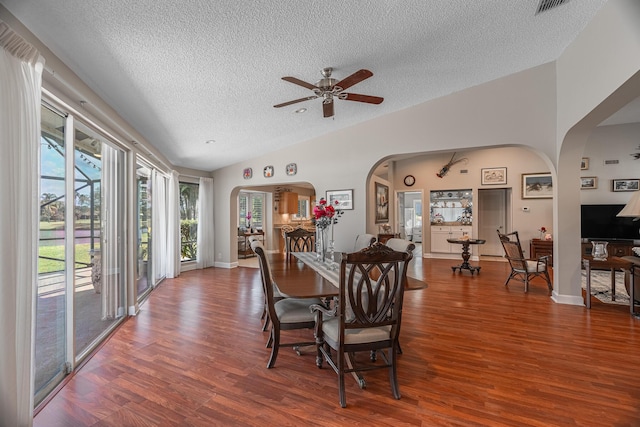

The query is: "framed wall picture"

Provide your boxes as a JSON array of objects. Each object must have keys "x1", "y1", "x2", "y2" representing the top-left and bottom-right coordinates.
[
  {"x1": 481, "y1": 167, "x2": 507, "y2": 185},
  {"x1": 521, "y1": 173, "x2": 553, "y2": 199},
  {"x1": 580, "y1": 176, "x2": 598, "y2": 189},
  {"x1": 581, "y1": 157, "x2": 589, "y2": 170},
  {"x1": 612, "y1": 178, "x2": 639, "y2": 192},
  {"x1": 375, "y1": 182, "x2": 390, "y2": 223},
  {"x1": 326, "y1": 189, "x2": 354, "y2": 210}
]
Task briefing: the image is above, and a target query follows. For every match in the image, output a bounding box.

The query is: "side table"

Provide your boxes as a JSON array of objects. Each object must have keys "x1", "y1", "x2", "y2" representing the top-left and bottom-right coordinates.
[
  {"x1": 582, "y1": 256, "x2": 633, "y2": 314},
  {"x1": 447, "y1": 238, "x2": 486, "y2": 275}
]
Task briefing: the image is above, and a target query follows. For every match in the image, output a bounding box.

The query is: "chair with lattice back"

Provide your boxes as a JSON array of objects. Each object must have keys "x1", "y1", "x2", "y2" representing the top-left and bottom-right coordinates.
[
  {"x1": 497, "y1": 230, "x2": 552, "y2": 294},
  {"x1": 285, "y1": 227, "x2": 315, "y2": 254},
  {"x1": 310, "y1": 243, "x2": 411, "y2": 407},
  {"x1": 251, "y1": 240, "x2": 320, "y2": 368}
]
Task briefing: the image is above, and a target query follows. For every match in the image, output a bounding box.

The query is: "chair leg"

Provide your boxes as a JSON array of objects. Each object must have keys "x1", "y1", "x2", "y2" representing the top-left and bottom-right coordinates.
[
  {"x1": 388, "y1": 347, "x2": 401, "y2": 400},
  {"x1": 267, "y1": 328, "x2": 279, "y2": 369},
  {"x1": 543, "y1": 271, "x2": 553, "y2": 294},
  {"x1": 347, "y1": 352, "x2": 366, "y2": 389},
  {"x1": 338, "y1": 351, "x2": 347, "y2": 408},
  {"x1": 262, "y1": 312, "x2": 270, "y2": 332}
]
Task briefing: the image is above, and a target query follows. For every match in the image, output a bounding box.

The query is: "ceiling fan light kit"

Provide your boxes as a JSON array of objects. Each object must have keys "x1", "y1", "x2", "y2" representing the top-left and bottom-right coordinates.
[{"x1": 274, "y1": 67, "x2": 383, "y2": 118}]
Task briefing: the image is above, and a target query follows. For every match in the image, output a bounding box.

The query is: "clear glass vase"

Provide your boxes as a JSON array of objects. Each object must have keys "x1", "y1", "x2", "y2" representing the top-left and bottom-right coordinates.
[
  {"x1": 316, "y1": 228, "x2": 326, "y2": 262},
  {"x1": 591, "y1": 241, "x2": 608, "y2": 261}
]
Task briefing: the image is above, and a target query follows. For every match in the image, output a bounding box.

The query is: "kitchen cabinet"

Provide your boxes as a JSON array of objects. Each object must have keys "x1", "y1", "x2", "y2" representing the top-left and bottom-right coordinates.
[
  {"x1": 280, "y1": 191, "x2": 299, "y2": 214},
  {"x1": 431, "y1": 225, "x2": 472, "y2": 253}
]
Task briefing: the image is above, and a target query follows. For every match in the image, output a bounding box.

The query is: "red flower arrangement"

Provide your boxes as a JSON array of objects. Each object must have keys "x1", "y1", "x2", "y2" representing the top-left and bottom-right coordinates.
[{"x1": 312, "y1": 198, "x2": 343, "y2": 230}]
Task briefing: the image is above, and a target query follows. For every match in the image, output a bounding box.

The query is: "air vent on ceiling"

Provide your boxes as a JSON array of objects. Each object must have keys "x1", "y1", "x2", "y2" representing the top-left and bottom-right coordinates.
[
  {"x1": 536, "y1": 0, "x2": 570, "y2": 15},
  {"x1": 460, "y1": 169, "x2": 468, "y2": 174},
  {"x1": 604, "y1": 159, "x2": 619, "y2": 165}
]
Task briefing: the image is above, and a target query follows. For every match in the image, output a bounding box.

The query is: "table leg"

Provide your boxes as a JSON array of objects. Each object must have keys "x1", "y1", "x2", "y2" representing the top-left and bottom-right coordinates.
[
  {"x1": 631, "y1": 265, "x2": 638, "y2": 318},
  {"x1": 451, "y1": 242, "x2": 481, "y2": 275},
  {"x1": 583, "y1": 259, "x2": 591, "y2": 309},
  {"x1": 610, "y1": 268, "x2": 616, "y2": 301}
]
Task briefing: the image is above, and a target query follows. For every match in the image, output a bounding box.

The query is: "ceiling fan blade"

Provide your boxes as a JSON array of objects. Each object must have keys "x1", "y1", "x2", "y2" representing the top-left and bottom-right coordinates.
[
  {"x1": 273, "y1": 96, "x2": 317, "y2": 108},
  {"x1": 342, "y1": 93, "x2": 384, "y2": 104},
  {"x1": 323, "y1": 101, "x2": 334, "y2": 118},
  {"x1": 334, "y1": 69, "x2": 373, "y2": 91},
  {"x1": 281, "y1": 76, "x2": 319, "y2": 91}
]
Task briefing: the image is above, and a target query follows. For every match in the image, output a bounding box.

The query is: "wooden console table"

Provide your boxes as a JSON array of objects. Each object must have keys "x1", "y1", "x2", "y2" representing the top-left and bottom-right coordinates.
[
  {"x1": 530, "y1": 239, "x2": 553, "y2": 264},
  {"x1": 238, "y1": 230, "x2": 265, "y2": 258},
  {"x1": 378, "y1": 233, "x2": 399, "y2": 244}
]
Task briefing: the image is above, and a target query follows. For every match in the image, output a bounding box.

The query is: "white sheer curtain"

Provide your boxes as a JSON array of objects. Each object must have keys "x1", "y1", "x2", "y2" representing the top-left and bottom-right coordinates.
[
  {"x1": 196, "y1": 177, "x2": 215, "y2": 269},
  {"x1": 100, "y1": 144, "x2": 122, "y2": 319},
  {"x1": 152, "y1": 170, "x2": 167, "y2": 283},
  {"x1": 0, "y1": 20, "x2": 44, "y2": 427},
  {"x1": 166, "y1": 171, "x2": 181, "y2": 278}
]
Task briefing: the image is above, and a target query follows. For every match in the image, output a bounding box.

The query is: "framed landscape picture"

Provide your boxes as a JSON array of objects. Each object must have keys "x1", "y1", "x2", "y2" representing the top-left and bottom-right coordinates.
[
  {"x1": 481, "y1": 167, "x2": 507, "y2": 185},
  {"x1": 580, "y1": 176, "x2": 597, "y2": 189},
  {"x1": 522, "y1": 173, "x2": 553, "y2": 199},
  {"x1": 375, "y1": 182, "x2": 390, "y2": 223},
  {"x1": 326, "y1": 189, "x2": 354, "y2": 210},
  {"x1": 612, "y1": 178, "x2": 639, "y2": 192}
]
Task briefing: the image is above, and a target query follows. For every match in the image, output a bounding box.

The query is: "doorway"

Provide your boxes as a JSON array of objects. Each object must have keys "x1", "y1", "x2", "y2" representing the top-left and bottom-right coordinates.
[
  {"x1": 396, "y1": 191, "x2": 423, "y2": 243},
  {"x1": 478, "y1": 188, "x2": 511, "y2": 256}
]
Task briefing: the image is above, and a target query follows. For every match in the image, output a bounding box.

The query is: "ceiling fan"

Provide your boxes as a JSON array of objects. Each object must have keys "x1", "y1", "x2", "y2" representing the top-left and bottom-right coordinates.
[{"x1": 274, "y1": 67, "x2": 383, "y2": 118}]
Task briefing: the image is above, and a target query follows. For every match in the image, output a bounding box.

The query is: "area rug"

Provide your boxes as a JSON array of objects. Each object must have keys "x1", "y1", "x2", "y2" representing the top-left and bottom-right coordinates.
[{"x1": 582, "y1": 270, "x2": 629, "y2": 305}]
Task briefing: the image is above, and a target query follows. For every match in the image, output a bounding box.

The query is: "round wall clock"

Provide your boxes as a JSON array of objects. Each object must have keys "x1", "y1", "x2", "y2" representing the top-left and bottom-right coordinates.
[{"x1": 404, "y1": 175, "x2": 416, "y2": 186}]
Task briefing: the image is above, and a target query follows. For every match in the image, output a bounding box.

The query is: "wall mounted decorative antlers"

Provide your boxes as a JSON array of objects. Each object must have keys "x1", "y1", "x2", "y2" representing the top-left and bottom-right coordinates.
[{"x1": 436, "y1": 152, "x2": 468, "y2": 178}]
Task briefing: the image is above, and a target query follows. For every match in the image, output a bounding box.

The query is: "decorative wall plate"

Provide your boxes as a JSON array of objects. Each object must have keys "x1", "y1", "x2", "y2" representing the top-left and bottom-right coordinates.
[
  {"x1": 286, "y1": 163, "x2": 297, "y2": 176},
  {"x1": 263, "y1": 165, "x2": 274, "y2": 178},
  {"x1": 243, "y1": 168, "x2": 252, "y2": 179}
]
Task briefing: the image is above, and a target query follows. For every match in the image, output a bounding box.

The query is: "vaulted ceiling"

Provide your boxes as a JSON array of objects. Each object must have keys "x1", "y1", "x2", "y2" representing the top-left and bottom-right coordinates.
[{"x1": 2, "y1": 0, "x2": 617, "y2": 171}]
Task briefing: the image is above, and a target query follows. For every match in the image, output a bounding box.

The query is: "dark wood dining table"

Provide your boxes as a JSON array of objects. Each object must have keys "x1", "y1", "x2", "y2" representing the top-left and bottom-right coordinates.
[
  {"x1": 268, "y1": 252, "x2": 339, "y2": 299},
  {"x1": 268, "y1": 251, "x2": 427, "y2": 299}
]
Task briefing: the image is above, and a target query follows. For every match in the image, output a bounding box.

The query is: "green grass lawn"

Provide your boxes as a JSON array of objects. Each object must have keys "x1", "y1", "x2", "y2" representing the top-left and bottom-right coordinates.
[
  {"x1": 39, "y1": 220, "x2": 99, "y2": 274},
  {"x1": 38, "y1": 243, "x2": 94, "y2": 274}
]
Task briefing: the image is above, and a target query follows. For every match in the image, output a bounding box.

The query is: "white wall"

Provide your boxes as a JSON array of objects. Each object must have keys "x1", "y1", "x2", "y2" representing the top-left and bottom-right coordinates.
[
  {"x1": 393, "y1": 147, "x2": 553, "y2": 253},
  {"x1": 580, "y1": 123, "x2": 640, "y2": 204},
  {"x1": 212, "y1": 62, "x2": 559, "y2": 265}
]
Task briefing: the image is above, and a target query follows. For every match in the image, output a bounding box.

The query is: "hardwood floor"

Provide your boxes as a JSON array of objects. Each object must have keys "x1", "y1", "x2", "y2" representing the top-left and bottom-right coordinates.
[{"x1": 34, "y1": 258, "x2": 640, "y2": 426}]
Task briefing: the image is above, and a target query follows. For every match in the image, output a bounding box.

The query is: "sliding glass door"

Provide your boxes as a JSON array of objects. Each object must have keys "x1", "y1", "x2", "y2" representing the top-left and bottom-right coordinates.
[
  {"x1": 73, "y1": 123, "x2": 126, "y2": 359},
  {"x1": 35, "y1": 105, "x2": 127, "y2": 405},
  {"x1": 136, "y1": 162, "x2": 152, "y2": 299},
  {"x1": 35, "y1": 105, "x2": 68, "y2": 403}
]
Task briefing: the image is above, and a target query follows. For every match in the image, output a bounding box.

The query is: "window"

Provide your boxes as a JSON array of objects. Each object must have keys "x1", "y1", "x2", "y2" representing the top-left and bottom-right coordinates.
[
  {"x1": 179, "y1": 182, "x2": 199, "y2": 261},
  {"x1": 239, "y1": 192, "x2": 265, "y2": 229},
  {"x1": 296, "y1": 197, "x2": 310, "y2": 218}
]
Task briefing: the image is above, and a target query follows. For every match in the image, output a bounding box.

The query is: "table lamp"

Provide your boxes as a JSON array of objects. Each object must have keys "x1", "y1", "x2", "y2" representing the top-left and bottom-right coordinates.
[
  {"x1": 617, "y1": 190, "x2": 640, "y2": 221},
  {"x1": 617, "y1": 190, "x2": 640, "y2": 241}
]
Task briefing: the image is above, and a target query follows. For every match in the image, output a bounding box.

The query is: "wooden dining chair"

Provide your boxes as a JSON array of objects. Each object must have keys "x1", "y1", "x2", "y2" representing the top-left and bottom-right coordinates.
[
  {"x1": 284, "y1": 227, "x2": 315, "y2": 253},
  {"x1": 353, "y1": 233, "x2": 376, "y2": 252},
  {"x1": 384, "y1": 238, "x2": 416, "y2": 255},
  {"x1": 497, "y1": 230, "x2": 552, "y2": 294},
  {"x1": 310, "y1": 242, "x2": 411, "y2": 407},
  {"x1": 251, "y1": 240, "x2": 320, "y2": 368}
]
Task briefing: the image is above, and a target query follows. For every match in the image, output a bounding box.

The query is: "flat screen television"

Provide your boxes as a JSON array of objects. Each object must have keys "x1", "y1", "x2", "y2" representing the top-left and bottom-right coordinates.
[{"x1": 581, "y1": 204, "x2": 640, "y2": 240}]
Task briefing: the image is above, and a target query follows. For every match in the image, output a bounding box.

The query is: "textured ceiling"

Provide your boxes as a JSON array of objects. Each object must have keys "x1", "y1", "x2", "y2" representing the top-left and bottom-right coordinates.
[{"x1": 2, "y1": 0, "x2": 613, "y2": 171}]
